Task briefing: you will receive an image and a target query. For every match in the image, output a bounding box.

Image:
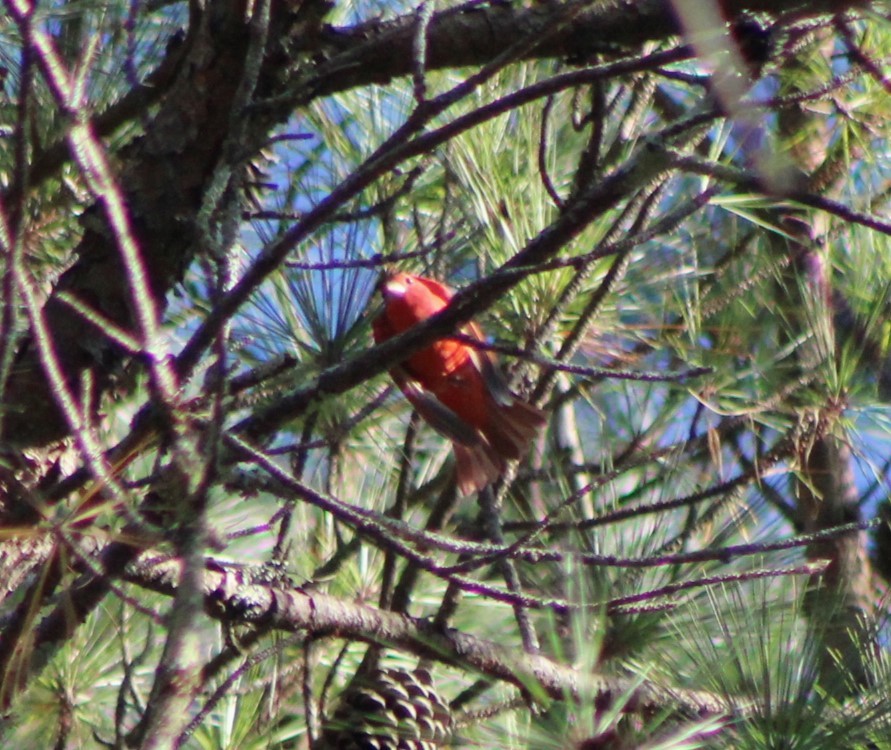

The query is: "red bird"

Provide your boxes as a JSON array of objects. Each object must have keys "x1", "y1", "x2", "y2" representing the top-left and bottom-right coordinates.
[{"x1": 372, "y1": 272, "x2": 546, "y2": 495}]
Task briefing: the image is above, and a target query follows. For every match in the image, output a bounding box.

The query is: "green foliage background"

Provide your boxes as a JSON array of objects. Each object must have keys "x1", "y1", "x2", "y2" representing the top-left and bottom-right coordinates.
[{"x1": 0, "y1": 1, "x2": 890, "y2": 748}]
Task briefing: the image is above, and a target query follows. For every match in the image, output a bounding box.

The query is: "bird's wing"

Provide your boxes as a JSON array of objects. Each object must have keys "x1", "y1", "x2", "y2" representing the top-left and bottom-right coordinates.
[
  {"x1": 390, "y1": 365, "x2": 483, "y2": 447},
  {"x1": 462, "y1": 321, "x2": 515, "y2": 407}
]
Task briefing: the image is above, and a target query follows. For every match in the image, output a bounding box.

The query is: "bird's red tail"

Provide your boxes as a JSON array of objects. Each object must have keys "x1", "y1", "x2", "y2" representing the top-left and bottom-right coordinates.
[
  {"x1": 453, "y1": 396, "x2": 546, "y2": 495},
  {"x1": 453, "y1": 442, "x2": 503, "y2": 497}
]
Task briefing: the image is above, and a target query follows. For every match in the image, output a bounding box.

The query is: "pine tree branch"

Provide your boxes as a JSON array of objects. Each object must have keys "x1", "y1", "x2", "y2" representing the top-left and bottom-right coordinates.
[
  {"x1": 303, "y1": 0, "x2": 869, "y2": 99},
  {"x1": 124, "y1": 551, "x2": 750, "y2": 721}
]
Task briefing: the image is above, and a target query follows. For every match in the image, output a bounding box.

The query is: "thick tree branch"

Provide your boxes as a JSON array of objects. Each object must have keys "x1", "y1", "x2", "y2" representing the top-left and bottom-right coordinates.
[
  {"x1": 304, "y1": 0, "x2": 866, "y2": 99},
  {"x1": 126, "y1": 552, "x2": 747, "y2": 721}
]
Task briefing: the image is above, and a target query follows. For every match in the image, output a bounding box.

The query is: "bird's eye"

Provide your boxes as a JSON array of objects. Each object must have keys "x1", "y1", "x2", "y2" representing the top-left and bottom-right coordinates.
[{"x1": 405, "y1": 277, "x2": 414, "y2": 284}]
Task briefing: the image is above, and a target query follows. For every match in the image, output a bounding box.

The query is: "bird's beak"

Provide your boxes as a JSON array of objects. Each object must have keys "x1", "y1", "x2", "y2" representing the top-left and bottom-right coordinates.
[{"x1": 379, "y1": 274, "x2": 408, "y2": 299}]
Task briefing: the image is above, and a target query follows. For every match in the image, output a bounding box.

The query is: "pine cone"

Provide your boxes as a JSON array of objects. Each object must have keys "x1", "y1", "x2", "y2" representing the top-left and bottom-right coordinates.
[{"x1": 318, "y1": 667, "x2": 451, "y2": 750}]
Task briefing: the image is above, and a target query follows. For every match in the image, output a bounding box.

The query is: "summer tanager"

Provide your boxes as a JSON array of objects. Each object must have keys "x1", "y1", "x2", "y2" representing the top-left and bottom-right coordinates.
[{"x1": 372, "y1": 272, "x2": 546, "y2": 495}]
